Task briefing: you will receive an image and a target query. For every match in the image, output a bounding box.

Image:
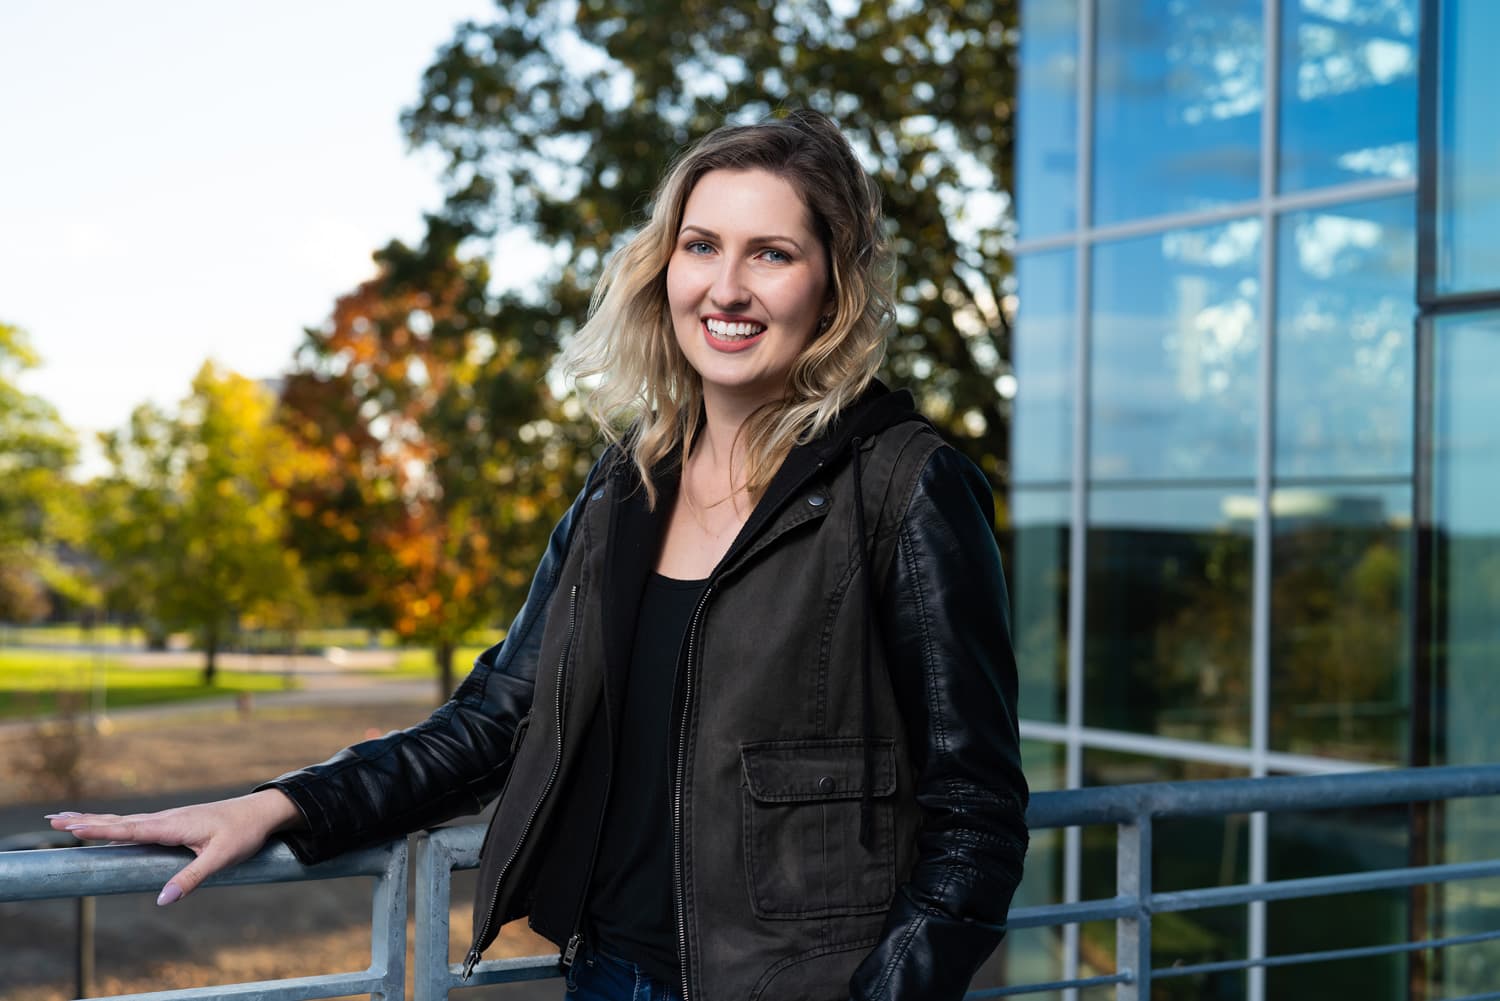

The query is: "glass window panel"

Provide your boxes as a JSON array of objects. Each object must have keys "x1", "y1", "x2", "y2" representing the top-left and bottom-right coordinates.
[
  {"x1": 1270, "y1": 484, "x2": 1411, "y2": 763},
  {"x1": 1014, "y1": 250, "x2": 1075, "y2": 485},
  {"x1": 1275, "y1": 195, "x2": 1415, "y2": 478},
  {"x1": 1278, "y1": 0, "x2": 1419, "y2": 193},
  {"x1": 1013, "y1": 489, "x2": 1070, "y2": 724},
  {"x1": 1267, "y1": 799, "x2": 1410, "y2": 1001},
  {"x1": 1017, "y1": 0, "x2": 1079, "y2": 239},
  {"x1": 1092, "y1": 221, "x2": 1262, "y2": 481},
  {"x1": 1436, "y1": 0, "x2": 1500, "y2": 295},
  {"x1": 1432, "y1": 313, "x2": 1500, "y2": 771},
  {"x1": 1093, "y1": 0, "x2": 1263, "y2": 225},
  {"x1": 1085, "y1": 488, "x2": 1253, "y2": 743},
  {"x1": 1427, "y1": 313, "x2": 1500, "y2": 996},
  {"x1": 1081, "y1": 751, "x2": 1248, "y2": 1001}
]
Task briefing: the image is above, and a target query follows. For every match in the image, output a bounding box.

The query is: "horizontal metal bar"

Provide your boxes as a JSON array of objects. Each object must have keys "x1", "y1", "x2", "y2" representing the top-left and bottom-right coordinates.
[
  {"x1": 1025, "y1": 764, "x2": 1500, "y2": 829},
  {"x1": 1151, "y1": 858, "x2": 1500, "y2": 914},
  {"x1": 967, "y1": 972, "x2": 1132, "y2": 998},
  {"x1": 1017, "y1": 721, "x2": 1387, "y2": 777},
  {"x1": 445, "y1": 953, "x2": 561, "y2": 987},
  {"x1": 1440, "y1": 991, "x2": 1500, "y2": 1001},
  {"x1": 81, "y1": 970, "x2": 388, "y2": 1001},
  {"x1": 0, "y1": 840, "x2": 399, "y2": 903},
  {"x1": 1007, "y1": 896, "x2": 1135, "y2": 929},
  {"x1": 1152, "y1": 927, "x2": 1500, "y2": 980}
]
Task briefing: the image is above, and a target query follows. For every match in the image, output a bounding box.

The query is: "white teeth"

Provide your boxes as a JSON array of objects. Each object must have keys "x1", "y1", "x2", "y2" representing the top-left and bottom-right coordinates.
[{"x1": 705, "y1": 318, "x2": 765, "y2": 340}]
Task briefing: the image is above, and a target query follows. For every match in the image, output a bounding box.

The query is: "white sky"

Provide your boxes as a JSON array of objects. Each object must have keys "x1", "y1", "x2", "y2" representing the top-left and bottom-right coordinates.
[{"x1": 0, "y1": 0, "x2": 502, "y2": 466}]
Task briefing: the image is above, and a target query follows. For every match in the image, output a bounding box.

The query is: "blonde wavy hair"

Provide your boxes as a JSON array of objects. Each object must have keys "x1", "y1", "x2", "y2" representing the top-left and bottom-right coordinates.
[{"x1": 561, "y1": 108, "x2": 895, "y2": 507}]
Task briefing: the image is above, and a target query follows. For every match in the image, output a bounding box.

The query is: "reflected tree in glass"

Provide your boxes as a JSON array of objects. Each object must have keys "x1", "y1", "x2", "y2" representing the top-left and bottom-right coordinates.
[
  {"x1": 1270, "y1": 486, "x2": 1412, "y2": 763},
  {"x1": 1086, "y1": 488, "x2": 1252, "y2": 744}
]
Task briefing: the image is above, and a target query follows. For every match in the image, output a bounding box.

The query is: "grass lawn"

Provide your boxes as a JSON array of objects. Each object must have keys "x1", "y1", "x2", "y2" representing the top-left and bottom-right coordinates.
[
  {"x1": 0, "y1": 650, "x2": 296, "y2": 720},
  {"x1": 391, "y1": 645, "x2": 492, "y2": 677}
]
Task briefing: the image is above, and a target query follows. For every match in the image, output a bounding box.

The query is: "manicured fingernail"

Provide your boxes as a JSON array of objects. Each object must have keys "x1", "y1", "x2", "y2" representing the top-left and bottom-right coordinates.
[
  {"x1": 45, "y1": 812, "x2": 81, "y2": 819},
  {"x1": 157, "y1": 884, "x2": 182, "y2": 906},
  {"x1": 65, "y1": 824, "x2": 90, "y2": 831}
]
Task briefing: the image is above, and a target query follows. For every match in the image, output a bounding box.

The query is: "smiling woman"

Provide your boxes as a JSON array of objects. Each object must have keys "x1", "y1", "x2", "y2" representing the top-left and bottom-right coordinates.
[{"x1": 51, "y1": 110, "x2": 1028, "y2": 1001}]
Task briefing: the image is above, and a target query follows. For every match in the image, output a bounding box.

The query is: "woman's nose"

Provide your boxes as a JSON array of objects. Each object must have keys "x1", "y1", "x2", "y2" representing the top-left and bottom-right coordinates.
[{"x1": 709, "y1": 258, "x2": 749, "y2": 307}]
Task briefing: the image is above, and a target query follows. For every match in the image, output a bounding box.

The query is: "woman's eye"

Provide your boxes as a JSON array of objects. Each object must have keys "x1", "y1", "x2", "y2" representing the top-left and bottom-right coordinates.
[
  {"x1": 760, "y1": 248, "x2": 791, "y2": 264},
  {"x1": 685, "y1": 240, "x2": 714, "y2": 255}
]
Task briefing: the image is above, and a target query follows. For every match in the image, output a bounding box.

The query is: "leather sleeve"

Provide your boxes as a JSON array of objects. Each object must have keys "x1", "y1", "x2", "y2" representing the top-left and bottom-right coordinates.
[
  {"x1": 849, "y1": 445, "x2": 1030, "y2": 1001},
  {"x1": 256, "y1": 467, "x2": 601, "y2": 866}
]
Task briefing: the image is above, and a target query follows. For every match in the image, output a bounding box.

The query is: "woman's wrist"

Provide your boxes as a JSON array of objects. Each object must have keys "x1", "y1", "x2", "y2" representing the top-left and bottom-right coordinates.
[{"x1": 244, "y1": 787, "x2": 305, "y2": 833}]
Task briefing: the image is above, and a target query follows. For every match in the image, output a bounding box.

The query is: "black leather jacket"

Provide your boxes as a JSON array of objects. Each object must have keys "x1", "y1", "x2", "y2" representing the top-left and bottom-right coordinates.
[{"x1": 262, "y1": 384, "x2": 1028, "y2": 1000}]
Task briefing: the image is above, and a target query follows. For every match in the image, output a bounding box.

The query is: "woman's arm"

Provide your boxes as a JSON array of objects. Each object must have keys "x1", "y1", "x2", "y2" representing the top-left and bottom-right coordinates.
[
  {"x1": 49, "y1": 461, "x2": 604, "y2": 902},
  {"x1": 849, "y1": 444, "x2": 1029, "y2": 1001}
]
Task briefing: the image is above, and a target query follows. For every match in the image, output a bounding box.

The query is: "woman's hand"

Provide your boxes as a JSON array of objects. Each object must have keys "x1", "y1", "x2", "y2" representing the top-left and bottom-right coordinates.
[{"x1": 45, "y1": 789, "x2": 303, "y2": 906}]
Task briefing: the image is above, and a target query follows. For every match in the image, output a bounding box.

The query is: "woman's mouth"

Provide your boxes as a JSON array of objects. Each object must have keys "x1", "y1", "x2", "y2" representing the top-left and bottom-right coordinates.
[{"x1": 703, "y1": 317, "x2": 766, "y2": 352}]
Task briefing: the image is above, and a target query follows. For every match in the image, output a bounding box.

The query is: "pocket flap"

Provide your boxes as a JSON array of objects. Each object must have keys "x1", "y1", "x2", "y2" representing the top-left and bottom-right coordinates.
[{"x1": 741, "y1": 738, "x2": 897, "y2": 802}]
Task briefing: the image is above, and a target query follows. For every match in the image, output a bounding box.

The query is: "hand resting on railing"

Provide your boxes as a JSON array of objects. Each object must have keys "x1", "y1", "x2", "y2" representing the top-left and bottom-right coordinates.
[{"x1": 44, "y1": 788, "x2": 304, "y2": 905}]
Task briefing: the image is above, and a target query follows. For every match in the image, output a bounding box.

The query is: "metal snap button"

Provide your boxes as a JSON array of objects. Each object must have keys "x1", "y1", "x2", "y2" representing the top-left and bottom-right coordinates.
[
  {"x1": 807, "y1": 493, "x2": 827, "y2": 507},
  {"x1": 590, "y1": 488, "x2": 605, "y2": 501},
  {"x1": 818, "y1": 775, "x2": 836, "y2": 794}
]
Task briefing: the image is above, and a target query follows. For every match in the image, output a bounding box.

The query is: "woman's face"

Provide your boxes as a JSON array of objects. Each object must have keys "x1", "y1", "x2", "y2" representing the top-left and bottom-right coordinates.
[{"x1": 666, "y1": 168, "x2": 830, "y2": 409}]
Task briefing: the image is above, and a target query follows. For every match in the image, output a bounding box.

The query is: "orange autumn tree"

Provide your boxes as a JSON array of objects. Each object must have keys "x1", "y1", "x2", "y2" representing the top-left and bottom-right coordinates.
[{"x1": 282, "y1": 218, "x2": 593, "y2": 699}]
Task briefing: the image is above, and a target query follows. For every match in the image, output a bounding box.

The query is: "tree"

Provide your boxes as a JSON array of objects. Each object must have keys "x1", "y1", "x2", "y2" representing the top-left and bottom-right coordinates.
[
  {"x1": 92, "y1": 363, "x2": 313, "y2": 683},
  {"x1": 0, "y1": 322, "x2": 84, "y2": 622},
  {"x1": 281, "y1": 220, "x2": 594, "y2": 700},
  {"x1": 402, "y1": 0, "x2": 1019, "y2": 489}
]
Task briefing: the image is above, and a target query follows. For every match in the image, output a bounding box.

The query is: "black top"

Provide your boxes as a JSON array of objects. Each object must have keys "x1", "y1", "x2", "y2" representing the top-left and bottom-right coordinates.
[{"x1": 587, "y1": 571, "x2": 707, "y2": 986}]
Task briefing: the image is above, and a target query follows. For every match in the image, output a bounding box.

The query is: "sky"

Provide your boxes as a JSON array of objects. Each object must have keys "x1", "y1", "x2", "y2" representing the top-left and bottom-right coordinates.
[{"x1": 0, "y1": 0, "x2": 502, "y2": 468}]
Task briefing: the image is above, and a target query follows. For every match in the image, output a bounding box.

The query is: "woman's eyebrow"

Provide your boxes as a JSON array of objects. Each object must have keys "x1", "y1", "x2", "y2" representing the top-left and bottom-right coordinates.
[{"x1": 679, "y1": 224, "x2": 805, "y2": 253}]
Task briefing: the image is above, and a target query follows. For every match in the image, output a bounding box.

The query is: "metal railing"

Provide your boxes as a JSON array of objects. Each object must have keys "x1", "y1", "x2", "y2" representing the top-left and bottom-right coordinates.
[{"x1": 5, "y1": 763, "x2": 1500, "y2": 1000}]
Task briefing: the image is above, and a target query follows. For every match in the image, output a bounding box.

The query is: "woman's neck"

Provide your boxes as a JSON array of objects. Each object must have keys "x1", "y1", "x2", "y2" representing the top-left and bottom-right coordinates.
[{"x1": 689, "y1": 386, "x2": 774, "y2": 512}]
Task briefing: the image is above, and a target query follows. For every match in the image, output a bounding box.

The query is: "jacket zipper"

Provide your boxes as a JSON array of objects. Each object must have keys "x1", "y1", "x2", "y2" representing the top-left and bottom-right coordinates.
[
  {"x1": 463, "y1": 583, "x2": 579, "y2": 981},
  {"x1": 672, "y1": 583, "x2": 713, "y2": 1001}
]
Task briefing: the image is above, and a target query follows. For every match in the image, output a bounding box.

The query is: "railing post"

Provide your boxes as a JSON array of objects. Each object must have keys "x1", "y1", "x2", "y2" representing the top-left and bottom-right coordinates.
[
  {"x1": 76, "y1": 894, "x2": 95, "y2": 998},
  {"x1": 1116, "y1": 816, "x2": 1152, "y2": 1001},
  {"x1": 369, "y1": 837, "x2": 409, "y2": 1001},
  {"x1": 414, "y1": 831, "x2": 456, "y2": 1001}
]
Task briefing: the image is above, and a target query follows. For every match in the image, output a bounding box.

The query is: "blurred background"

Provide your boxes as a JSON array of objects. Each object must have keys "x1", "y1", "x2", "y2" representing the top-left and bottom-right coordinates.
[{"x1": 1, "y1": 0, "x2": 1497, "y2": 998}]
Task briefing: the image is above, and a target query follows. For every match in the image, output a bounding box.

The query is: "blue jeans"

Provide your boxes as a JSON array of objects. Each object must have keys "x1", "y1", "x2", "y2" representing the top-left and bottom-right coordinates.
[{"x1": 565, "y1": 942, "x2": 683, "y2": 1001}]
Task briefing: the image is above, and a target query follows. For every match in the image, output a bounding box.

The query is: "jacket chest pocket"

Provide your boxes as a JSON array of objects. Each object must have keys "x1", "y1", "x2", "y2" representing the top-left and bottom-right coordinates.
[{"x1": 739, "y1": 738, "x2": 897, "y2": 920}]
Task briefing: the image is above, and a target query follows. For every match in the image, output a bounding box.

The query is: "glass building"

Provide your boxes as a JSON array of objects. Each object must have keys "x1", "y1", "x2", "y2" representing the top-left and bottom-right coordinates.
[{"x1": 1004, "y1": 1, "x2": 1500, "y2": 998}]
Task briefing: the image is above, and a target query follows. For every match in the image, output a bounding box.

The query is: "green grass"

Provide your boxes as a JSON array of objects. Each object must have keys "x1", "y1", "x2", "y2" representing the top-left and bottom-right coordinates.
[
  {"x1": 390, "y1": 645, "x2": 492, "y2": 677},
  {"x1": 0, "y1": 624, "x2": 146, "y2": 647},
  {"x1": 0, "y1": 650, "x2": 296, "y2": 720}
]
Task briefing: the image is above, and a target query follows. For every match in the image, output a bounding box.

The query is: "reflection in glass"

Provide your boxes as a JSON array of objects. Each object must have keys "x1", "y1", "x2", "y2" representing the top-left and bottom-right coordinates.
[
  {"x1": 1013, "y1": 490, "x2": 1069, "y2": 724},
  {"x1": 979, "y1": 740, "x2": 1066, "y2": 997},
  {"x1": 1092, "y1": 221, "x2": 1262, "y2": 481},
  {"x1": 1017, "y1": 0, "x2": 1078, "y2": 239},
  {"x1": 1081, "y1": 751, "x2": 1248, "y2": 1001},
  {"x1": 1013, "y1": 251, "x2": 1075, "y2": 485},
  {"x1": 1276, "y1": 196, "x2": 1415, "y2": 478},
  {"x1": 1267, "y1": 800, "x2": 1410, "y2": 1000},
  {"x1": 1093, "y1": 0, "x2": 1262, "y2": 225},
  {"x1": 1436, "y1": 0, "x2": 1500, "y2": 294},
  {"x1": 1085, "y1": 488, "x2": 1252, "y2": 744},
  {"x1": 1270, "y1": 485, "x2": 1411, "y2": 763},
  {"x1": 1278, "y1": 0, "x2": 1418, "y2": 192},
  {"x1": 1428, "y1": 313, "x2": 1500, "y2": 996}
]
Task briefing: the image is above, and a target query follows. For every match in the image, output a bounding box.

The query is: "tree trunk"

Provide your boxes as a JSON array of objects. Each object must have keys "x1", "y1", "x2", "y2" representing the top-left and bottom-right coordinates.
[
  {"x1": 436, "y1": 640, "x2": 455, "y2": 705},
  {"x1": 203, "y1": 633, "x2": 218, "y2": 687}
]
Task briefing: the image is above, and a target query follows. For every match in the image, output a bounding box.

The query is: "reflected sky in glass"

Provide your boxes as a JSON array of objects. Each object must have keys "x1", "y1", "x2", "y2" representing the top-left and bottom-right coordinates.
[
  {"x1": 1013, "y1": 251, "x2": 1075, "y2": 485},
  {"x1": 1278, "y1": 0, "x2": 1418, "y2": 193},
  {"x1": 1270, "y1": 484, "x2": 1411, "y2": 764},
  {"x1": 1092, "y1": 220, "x2": 1262, "y2": 481},
  {"x1": 1437, "y1": 0, "x2": 1500, "y2": 294},
  {"x1": 1013, "y1": 489, "x2": 1069, "y2": 725},
  {"x1": 1017, "y1": 0, "x2": 1078, "y2": 238},
  {"x1": 1086, "y1": 488, "x2": 1253, "y2": 745},
  {"x1": 1276, "y1": 195, "x2": 1414, "y2": 478},
  {"x1": 1094, "y1": 0, "x2": 1263, "y2": 225}
]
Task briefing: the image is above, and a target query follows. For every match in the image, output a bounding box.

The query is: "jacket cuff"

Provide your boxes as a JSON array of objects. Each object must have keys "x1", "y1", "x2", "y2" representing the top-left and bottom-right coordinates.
[
  {"x1": 848, "y1": 886, "x2": 1009, "y2": 1001},
  {"x1": 253, "y1": 775, "x2": 336, "y2": 866}
]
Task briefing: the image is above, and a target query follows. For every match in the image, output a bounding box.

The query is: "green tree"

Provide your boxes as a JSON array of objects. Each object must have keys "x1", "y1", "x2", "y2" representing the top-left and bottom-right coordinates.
[
  {"x1": 281, "y1": 221, "x2": 593, "y2": 700},
  {"x1": 0, "y1": 322, "x2": 84, "y2": 622},
  {"x1": 403, "y1": 0, "x2": 1018, "y2": 488},
  {"x1": 92, "y1": 363, "x2": 313, "y2": 683}
]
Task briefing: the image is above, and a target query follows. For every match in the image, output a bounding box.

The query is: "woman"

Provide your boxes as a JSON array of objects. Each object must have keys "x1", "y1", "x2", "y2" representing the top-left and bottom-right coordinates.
[{"x1": 49, "y1": 109, "x2": 1028, "y2": 1001}]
